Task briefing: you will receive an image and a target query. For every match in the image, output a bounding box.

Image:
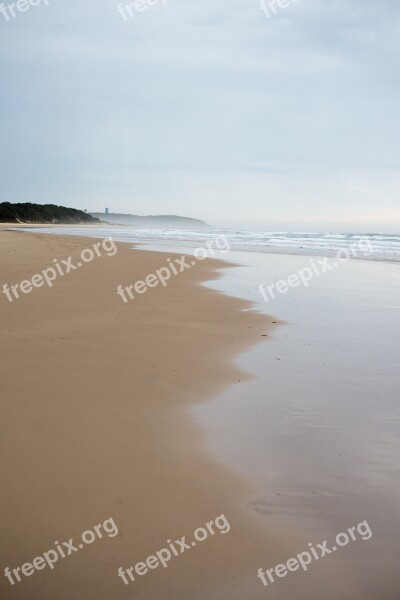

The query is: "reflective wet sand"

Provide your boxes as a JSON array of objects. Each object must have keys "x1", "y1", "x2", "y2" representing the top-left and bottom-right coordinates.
[{"x1": 194, "y1": 251, "x2": 400, "y2": 599}]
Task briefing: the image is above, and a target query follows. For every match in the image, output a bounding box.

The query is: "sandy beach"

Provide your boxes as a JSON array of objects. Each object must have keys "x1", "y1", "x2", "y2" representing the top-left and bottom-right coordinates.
[
  {"x1": 2, "y1": 1, "x2": 399, "y2": 596},
  {"x1": 0, "y1": 229, "x2": 293, "y2": 600},
  {"x1": 1, "y1": 227, "x2": 399, "y2": 600}
]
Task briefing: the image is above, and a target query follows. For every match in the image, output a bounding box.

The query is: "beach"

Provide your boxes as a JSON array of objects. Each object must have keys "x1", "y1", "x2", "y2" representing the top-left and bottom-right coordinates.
[
  {"x1": 1, "y1": 227, "x2": 399, "y2": 600},
  {"x1": 2, "y1": 0, "x2": 399, "y2": 595},
  {"x1": 0, "y1": 228, "x2": 293, "y2": 600},
  {"x1": 2, "y1": 0, "x2": 399, "y2": 596}
]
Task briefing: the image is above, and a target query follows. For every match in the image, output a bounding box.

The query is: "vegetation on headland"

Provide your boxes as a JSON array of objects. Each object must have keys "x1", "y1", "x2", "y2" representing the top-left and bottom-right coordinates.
[{"x1": 0, "y1": 202, "x2": 100, "y2": 224}]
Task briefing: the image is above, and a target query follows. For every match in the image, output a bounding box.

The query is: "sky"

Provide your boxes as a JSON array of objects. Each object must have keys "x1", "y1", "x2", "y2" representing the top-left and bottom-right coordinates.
[{"x1": 0, "y1": 0, "x2": 399, "y2": 231}]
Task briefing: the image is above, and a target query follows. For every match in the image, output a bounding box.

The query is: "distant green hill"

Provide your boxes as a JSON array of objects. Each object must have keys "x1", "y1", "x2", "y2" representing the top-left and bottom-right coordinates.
[
  {"x1": 91, "y1": 213, "x2": 210, "y2": 229},
  {"x1": 0, "y1": 202, "x2": 100, "y2": 224}
]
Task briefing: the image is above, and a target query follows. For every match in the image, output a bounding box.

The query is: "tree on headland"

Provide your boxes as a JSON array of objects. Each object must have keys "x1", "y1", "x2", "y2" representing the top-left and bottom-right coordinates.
[{"x1": 0, "y1": 202, "x2": 100, "y2": 224}]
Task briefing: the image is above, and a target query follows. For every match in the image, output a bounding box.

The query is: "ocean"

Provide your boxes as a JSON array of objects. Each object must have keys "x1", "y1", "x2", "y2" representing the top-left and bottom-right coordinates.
[{"x1": 24, "y1": 227, "x2": 400, "y2": 262}]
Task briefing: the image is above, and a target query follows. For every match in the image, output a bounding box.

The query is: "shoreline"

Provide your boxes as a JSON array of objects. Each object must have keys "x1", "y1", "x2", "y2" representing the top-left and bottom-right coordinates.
[
  {"x1": 3, "y1": 224, "x2": 398, "y2": 265},
  {"x1": 3, "y1": 228, "x2": 399, "y2": 599},
  {"x1": 194, "y1": 247, "x2": 400, "y2": 600},
  {"x1": 0, "y1": 230, "x2": 294, "y2": 599}
]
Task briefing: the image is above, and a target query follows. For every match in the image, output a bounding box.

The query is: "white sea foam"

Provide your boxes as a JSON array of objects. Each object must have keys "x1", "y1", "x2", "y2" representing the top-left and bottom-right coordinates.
[{"x1": 21, "y1": 227, "x2": 400, "y2": 262}]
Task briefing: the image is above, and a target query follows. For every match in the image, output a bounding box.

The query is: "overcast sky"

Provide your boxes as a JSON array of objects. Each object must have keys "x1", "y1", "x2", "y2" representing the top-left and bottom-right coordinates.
[{"x1": 1, "y1": 0, "x2": 399, "y2": 231}]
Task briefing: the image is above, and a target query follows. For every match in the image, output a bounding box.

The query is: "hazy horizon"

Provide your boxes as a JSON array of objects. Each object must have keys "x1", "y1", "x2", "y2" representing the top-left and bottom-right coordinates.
[{"x1": 1, "y1": 0, "x2": 399, "y2": 233}]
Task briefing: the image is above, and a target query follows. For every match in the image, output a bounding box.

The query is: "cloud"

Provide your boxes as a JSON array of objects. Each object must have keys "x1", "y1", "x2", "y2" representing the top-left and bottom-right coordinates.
[{"x1": 0, "y1": 0, "x2": 399, "y2": 230}]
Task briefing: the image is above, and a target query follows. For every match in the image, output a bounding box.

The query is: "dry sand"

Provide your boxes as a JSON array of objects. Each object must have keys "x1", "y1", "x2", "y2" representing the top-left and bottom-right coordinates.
[{"x1": 0, "y1": 229, "x2": 297, "y2": 599}]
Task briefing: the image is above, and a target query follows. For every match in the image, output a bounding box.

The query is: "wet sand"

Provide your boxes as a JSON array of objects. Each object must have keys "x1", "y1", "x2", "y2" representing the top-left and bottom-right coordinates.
[
  {"x1": 0, "y1": 229, "x2": 296, "y2": 600},
  {"x1": 196, "y1": 250, "x2": 400, "y2": 600},
  {"x1": 2, "y1": 229, "x2": 399, "y2": 600}
]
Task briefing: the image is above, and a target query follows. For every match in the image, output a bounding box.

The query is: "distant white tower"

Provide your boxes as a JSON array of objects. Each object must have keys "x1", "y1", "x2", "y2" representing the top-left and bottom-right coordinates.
[{"x1": 105, "y1": 208, "x2": 109, "y2": 214}]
